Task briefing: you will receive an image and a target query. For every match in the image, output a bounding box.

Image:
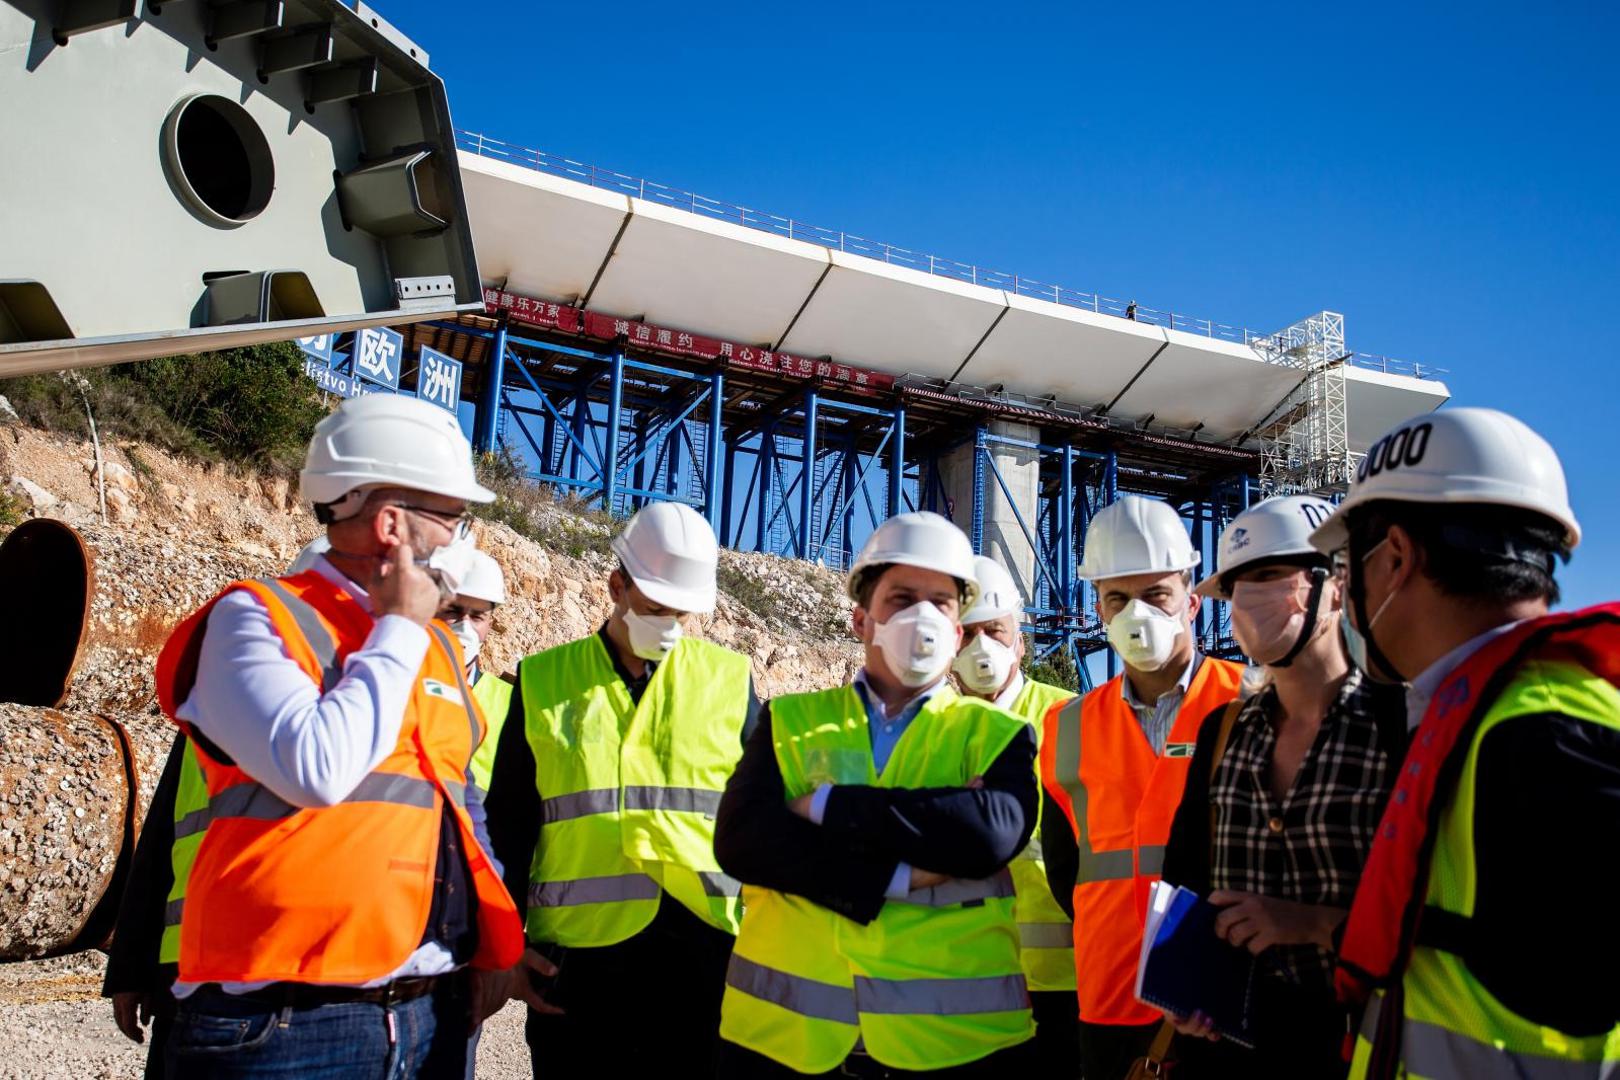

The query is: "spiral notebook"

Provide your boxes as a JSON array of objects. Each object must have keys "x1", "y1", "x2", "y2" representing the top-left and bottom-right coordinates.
[{"x1": 1135, "y1": 881, "x2": 1259, "y2": 1049}]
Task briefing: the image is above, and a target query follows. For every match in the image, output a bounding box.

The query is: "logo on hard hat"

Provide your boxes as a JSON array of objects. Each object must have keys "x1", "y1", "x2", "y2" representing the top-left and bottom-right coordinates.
[
  {"x1": 1228, "y1": 527, "x2": 1250, "y2": 551},
  {"x1": 1356, "y1": 421, "x2": 1433, "y2": 483}
]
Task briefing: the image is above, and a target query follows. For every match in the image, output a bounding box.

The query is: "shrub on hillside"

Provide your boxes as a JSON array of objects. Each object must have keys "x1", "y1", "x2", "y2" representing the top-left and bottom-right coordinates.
[
  {"x1": 1024, "y1": 640, "x2": 1082, "y2": 692},
  {"x1": 472, "y1": 446, "x2": 617, "y2": 560},
  {"x1": 0, "y1": 342, "x2": 327, "y2": 472}
]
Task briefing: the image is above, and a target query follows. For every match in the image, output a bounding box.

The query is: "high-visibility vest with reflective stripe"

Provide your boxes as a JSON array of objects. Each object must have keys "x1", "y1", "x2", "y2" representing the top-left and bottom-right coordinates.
[
  {"x1": 518, "y1": 633, "x2": 752, "y2": 945},
  {"x1": 468, "y1": 670, "x2": 514, "y2": 795},
  {"x1": 1003, "y1": 677, "x2": 1078, "y2": 993},
  {"x1": 721, "y1": 683, "x2": 1035, "y2": 1073},
  {"x1": 1040, "y1": 657, "x2": 1244, "y2": 1024},
  {"x1": 1349, "y1": 658, "x2": 1620, "y2": 1079},
  {"x1": 157, "y1": 737, "x2": 209, "y2": 966},
  {"x1": 153, "y1": 571, "x2": 524, "y2": 984}
]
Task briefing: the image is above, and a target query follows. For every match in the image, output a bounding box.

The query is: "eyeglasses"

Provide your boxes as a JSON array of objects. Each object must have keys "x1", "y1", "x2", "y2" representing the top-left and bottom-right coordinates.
[
  {"x1": 388, "y1": 502, "x2": 472, "y2": 543},
  {"x1": 1331, "y1": 537, "x2": 1388, "y2": 581}
]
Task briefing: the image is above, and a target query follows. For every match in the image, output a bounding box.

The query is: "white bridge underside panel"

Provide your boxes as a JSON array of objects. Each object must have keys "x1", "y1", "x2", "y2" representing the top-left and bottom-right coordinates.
[
  {"x1": 459, "y1": 152, "x2": 1449, "y2": 450},
  {"x1": 1346, "y1": 367, "x2": 1450, "y2": 451},
  {"x1": 1111, "y1": 333, "x2": 1305, "y2": 441},
  {"x1": 592, "y1": 201, "x2": 832, "y2": 347},
  {"x1": 962, "y1": 298, "x2": 1168, "y2": 408},
  {"x1": 459, "y1": 158, "x2": 629, "y2": 304},
  {"x1": 779, "y1": 255, "x2": 1006, "y2": 376}
]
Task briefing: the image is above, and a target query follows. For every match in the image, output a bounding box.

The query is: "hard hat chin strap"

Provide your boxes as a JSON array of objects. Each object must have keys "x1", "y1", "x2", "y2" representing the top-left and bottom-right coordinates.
[{"x1": 1348, "y1": 535, "x2": 1406, "y2": 684}]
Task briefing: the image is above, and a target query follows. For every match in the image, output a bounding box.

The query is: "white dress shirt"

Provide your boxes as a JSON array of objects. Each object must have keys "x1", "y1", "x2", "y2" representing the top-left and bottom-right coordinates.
[
  {"x1": 992, "y1": 670, "x2": 1026, "y2": 712},
  {"x1": 173, "y1": 555, "x2": 454, "y2": 995}
]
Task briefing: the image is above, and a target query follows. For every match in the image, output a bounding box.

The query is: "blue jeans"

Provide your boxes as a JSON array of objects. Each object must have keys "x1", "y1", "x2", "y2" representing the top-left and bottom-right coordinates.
[{"x1": 166, "y1": 984, "x2": 469, "y2": 1079}]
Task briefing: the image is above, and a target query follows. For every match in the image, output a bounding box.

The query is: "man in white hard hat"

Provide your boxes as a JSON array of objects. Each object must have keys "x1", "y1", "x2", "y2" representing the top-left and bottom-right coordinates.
[
  {"x1": 1038, "y1": 494, "x2": 1245, "y2": 1079},
  {"x1": 1311, "y1": 407, "x2": 1620, "y2": 1079},
  {"x1": 1157, "y1": 496, "x2": 1407, "y2": 1079},
  {"x1": 446, "y1": 550, "x2": 515, "y2": 799},
  {"x1": 950, "y1": 555, "x2": 1080, "y2": 1075},
  {"x1": 715, "y1": 510, "x2": 1039, "y2": 1077},
  {"x1": 105, "y1": 538, "x2": 347, "y2": 1077},
  {"x1": 150, "y1": 394, "x2": 531, "y2": 1079},
  {"x1": 483, "y1": 500, "x2": 759, "y2": 1075}
]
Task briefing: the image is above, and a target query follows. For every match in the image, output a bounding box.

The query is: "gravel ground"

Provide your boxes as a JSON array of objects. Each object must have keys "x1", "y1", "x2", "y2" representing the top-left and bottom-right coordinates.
[{"x1": 0, "y1": 953, "x2": 535, "y2": 1079}]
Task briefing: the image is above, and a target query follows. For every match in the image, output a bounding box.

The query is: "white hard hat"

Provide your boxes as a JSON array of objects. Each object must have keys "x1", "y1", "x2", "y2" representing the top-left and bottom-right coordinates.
[
  {"x1": 287, "y1": 536, "x2": 331, "y2": 575},
  {"x1": 846, "y1": 511, "x2": 980, "y2": 610},
  {"x1": 300, "y1": 394, "x2": 494, "y2": 512},
  {"x1": 457, "y1": 550, "x2": 506, "y2": 606},
  {"x1": 1078, "y1": 495, "x2": 1200, "y2": 582},
  {"x1": 961, "y1": 555, "x2": 1023, "y2": 624},
  {"x1": 1309, "y1": 407, "x2": 1580, "y2": 555},
  {"x1": 610, "y1": 502, "x2": 719, "y2": 614},
  {"x1": 1194, "y1": 496, "x2": 1335, "y2": 600}
]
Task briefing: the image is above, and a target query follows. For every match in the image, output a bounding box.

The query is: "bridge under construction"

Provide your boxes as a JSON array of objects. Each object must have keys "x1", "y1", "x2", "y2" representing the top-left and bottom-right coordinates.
[{"x1": 317, "y1": 132, "x2": 1449, "y2": 685}]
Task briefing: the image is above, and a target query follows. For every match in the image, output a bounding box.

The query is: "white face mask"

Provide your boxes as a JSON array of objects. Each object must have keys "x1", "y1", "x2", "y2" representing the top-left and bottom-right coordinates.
[
  {"x1": 449, "y1": 618, "x2": 481, "y2": 666},
  {"x1": 872, "y1": 601, "x2": 958, "y2": 688},
  {"x1": 1106, "y1": 598, "x2": 1185, "y2": 672},
  {"x1": 623, "y1": 608, "x2": 683, "y2": 661},
  {"x1": 419, "y1": 532, "x2": 477, "y2": 604},
  {"x1": 953, "y1": 632, "x2": 1016, "y2": 695}
]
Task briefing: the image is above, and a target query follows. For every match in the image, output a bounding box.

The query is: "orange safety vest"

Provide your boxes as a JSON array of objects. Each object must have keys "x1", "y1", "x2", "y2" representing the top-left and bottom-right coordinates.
[
  {"x1": 153, "y1": 570, "x2": 524, "y2": 985},
  {"x1": 1040, "y1": 656, "x2": 1244, "y2": 1025}
]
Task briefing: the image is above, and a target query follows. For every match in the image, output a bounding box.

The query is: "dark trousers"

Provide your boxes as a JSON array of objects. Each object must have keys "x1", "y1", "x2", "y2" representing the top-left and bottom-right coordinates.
[
  {"x1": 1077, "y1": 1019, "x2": 1160, "y2": 1080},
  {"x1": 1172, "y1": 983, "x2": 1351, "y2": 1080},
  {"x1": 144, "y1": 1005, "x2": 174, "y2": 1080},
  {"x1": 524, "y1": 894, "x2": 734, "y2": 1075},
  {"x1": 1030, "y1": 989, "x2": 1081, "y2": 1078},
  {"x1": 719, "y1": 1034, "x2": 1041, "y2": 1078}
]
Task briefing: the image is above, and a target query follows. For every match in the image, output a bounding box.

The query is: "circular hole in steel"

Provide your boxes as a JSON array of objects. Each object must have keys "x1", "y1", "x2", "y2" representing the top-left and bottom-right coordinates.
[{"x1": 162, "y1": 94, "x2": 275, "y2": 228}]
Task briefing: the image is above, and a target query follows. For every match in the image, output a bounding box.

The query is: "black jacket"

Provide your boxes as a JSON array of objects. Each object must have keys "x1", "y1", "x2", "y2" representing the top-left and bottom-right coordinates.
[
  {"x1": 713, "y1": 696, "x2": 1039, "y2": 925},
  {"x1": 484, "y1": 627, "x2": 761, "y2": 916},
  {"x1": 102, "y1": 733, "x2": 185, "y2": 997}
]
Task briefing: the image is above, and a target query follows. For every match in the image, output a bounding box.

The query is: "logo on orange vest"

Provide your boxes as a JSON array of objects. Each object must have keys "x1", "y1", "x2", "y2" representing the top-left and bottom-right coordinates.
[
  {"x1": 1163, "y1": 742, "x2": 1197, "y2": 758},
  {"x1": 422, "y1": 679, "x2": 465, "y2": 705}
]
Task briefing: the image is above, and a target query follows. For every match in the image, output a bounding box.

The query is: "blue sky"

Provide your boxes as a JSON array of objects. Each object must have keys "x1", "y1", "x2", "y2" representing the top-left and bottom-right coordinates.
[{"x1": 398, "y1": 2, "x2": 1618, "y2": 608}]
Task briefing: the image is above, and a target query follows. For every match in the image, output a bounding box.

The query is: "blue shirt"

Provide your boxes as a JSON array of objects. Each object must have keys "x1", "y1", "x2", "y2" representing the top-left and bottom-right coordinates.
[
  {"x1": 1121, "y1": 655, "x2": 1196, "y2": 754},
  {"x1": 808, "y1": 667, "x2": 951, "y2": 898},
  {"x1": 1405, "y1": 619, "x2": 1525, "y2": 732}
]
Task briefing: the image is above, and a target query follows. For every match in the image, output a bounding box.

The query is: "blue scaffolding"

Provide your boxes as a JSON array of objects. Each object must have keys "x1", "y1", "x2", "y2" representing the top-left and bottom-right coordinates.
[{"x1": 384, "y1": 316, "x2": 1257, "y2": 691}]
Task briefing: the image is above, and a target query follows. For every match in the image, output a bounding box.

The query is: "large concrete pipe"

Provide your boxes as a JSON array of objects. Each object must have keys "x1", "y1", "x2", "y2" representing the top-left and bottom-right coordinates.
[
  {"x1": 0, "y1": 518, "x2": 142, "y2": 960},
  {"x1": 0, "y1": 705, "x2": 138, "y2": 960}
]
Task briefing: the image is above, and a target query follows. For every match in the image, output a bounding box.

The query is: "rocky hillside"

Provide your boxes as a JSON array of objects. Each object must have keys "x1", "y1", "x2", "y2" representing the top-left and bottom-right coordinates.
[
  {"x1": 0, "y1": 422, "x2": 863, "y2": 809},
  {"x1": 0, "y1": 418, "x2": 866, "y2": 1077}
]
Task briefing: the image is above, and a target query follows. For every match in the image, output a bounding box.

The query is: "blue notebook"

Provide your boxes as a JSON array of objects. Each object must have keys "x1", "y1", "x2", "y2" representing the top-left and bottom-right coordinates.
[{"x1": 1135, "y1": 881, "x2": 1259, "y2": 1049}]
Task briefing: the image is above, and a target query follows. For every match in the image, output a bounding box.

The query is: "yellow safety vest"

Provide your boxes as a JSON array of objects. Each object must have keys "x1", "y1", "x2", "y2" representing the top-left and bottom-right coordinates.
[
  {"x1": 159, "y1": 738, "x2": 210, "y2": 966},
  {"x1": 1350, "y1": 659, "x2": 1620, "y2": 1079},
  {"x1": 1003, "y1": 677, "x2": 1078, "y2": 993},
  {"x1": 720, "y1": 683, "x2": 1035, "y2": 1073},
  {"x1": 468, "y1": 669, "x2": 514, "y2": 795},
  {"x1": 519, "y1": 633, "x2": 752, "y2": 946}
]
